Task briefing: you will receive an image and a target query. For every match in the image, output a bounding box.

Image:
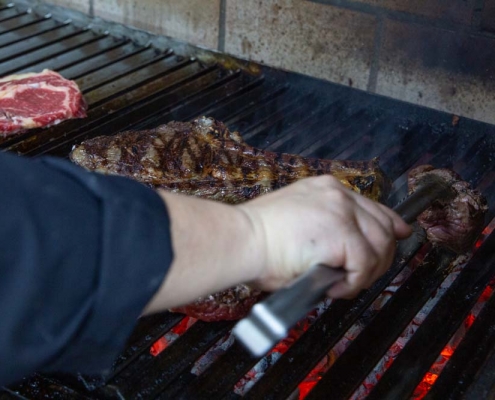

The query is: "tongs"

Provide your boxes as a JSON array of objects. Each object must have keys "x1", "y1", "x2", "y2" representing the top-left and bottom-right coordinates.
[{"x1": 233, "y1": 175, "x2": 456, "y2": 357}]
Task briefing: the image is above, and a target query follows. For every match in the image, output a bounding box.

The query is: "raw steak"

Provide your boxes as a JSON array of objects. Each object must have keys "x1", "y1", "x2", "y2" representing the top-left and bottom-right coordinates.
[
  {"x1": 70, "y1": 117, "x2": 389, "y2": 321},
  {"x1": 0, "y1": 69, "x2": 87, "y2": 137},
  {"x1": 408, "y1": 165, "x2": 488, "y2": 253}
]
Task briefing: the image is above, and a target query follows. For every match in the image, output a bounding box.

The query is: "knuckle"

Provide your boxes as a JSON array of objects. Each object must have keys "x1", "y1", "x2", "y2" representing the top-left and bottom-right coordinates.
[
  {"x1": 327, "y1": 188, "x2": 351, "y2": 205},
  {"x1": 313, "y1": 174, "x2": 341, "y2": 189},
  {"x1": 383, "y1": 215, "x2": 395, "y2": 232}
]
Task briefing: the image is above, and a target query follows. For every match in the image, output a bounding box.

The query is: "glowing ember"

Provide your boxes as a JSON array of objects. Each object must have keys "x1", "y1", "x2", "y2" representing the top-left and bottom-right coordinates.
[
  {"x1": 298, "y1": 224, "x2": 495, "y2": 399},
  {"x1": 233, "y1": 301, "x2": 331, "y2": 396},
  {"x1": 150, "y1": 316, "x2": 196, "y2": 356},
  {"x1": 474, "y1": 221, "x2": 495, "y2": 249},
  {"x1": 298, "y1": 380, "x2": 319, "y2": 399},
  {"x1": 411, "y1": 295, "x2": 492, "y2": 398},
  {"x1": 146, "y1": 218, "x2": 495, "y2": 398}
]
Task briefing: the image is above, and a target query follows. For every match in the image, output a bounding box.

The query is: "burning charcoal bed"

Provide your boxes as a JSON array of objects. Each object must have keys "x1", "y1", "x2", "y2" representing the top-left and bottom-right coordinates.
[{"x1": 2, "y1": 1, "x2": 495, "y2": 399}]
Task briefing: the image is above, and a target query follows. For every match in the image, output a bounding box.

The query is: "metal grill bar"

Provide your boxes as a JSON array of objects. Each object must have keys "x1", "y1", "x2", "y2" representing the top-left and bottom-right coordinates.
[
  {"x1": 464, "y1": 342, "x2": 495, "y2": 399},
  {"x1": 76, "y1": 48, "x2": 165, "y2": 92},
  {"x1": 110, "y1": 321, "x2": 234, "y2": 399},
  {"x1": 241, "y1": 95, "x2": 319, "y2": 143},
  {"x1": 0, "y1": 11, "x2": 46, "y2": 33},
  {"x1": 340, "y1": 119, "x2": 415, "y2": 162},
  {"x1": 2, "y1": 59, "x2": 206, "y2": 153},
  {"x1": 0, "y1": 7, "x2": 23, "y2": 22},
  {"x1": 0, "y1": 23, "x2": 81, "y2": 60},
  {"x1": 83, "y1": 54, "x2": 188, "y2": 106},
  {"x1": 0, "y1": 15, "x2": 62, "y2": 47},
  {"x1": 2, "y1": 2, "x2": 495, "y2": 399},
  {"x1": 221, "y1": 85, "x2": 289, "y2": 129},
  {"x1": 307, "y1": 247, "x2": 456, "y2": 400},
  {"x1": 7, "y1": 374, "x2": 91, "y2": 400},
  {"x1": 192, "y1": 77, "x2": 267, "y2": 122},
  {"x1": 382, "y1": 126, "x2": 443, "y2": 179},
  {"x1": 110, "y1": 312, "x2": 184, "y2": 378},
  {"x1": 266, "y1": 102, "x2": 345, "y2": 153},
  {"x1": 131, "y1": 70, "x2": 254, "y2": 130},
  {"x1": 179, "y1": 233, "x2": 425, "y2": 400},
  {"x1": 17, "y1": 35, "x2": 124, "y2": 74},
  {"x1": 366, "y1": 232, "x2": 495, "y2": 400},
  {"x1": 60, "y1": 41, "x2": 140, "y2": 80},
  {"x1": 243, "y1": 233, "x2": 425, "y2": 400},
  {"x1": 426, "y1": 280, "x2": 495, "y2": 399},
  {"x1": 36, "y1": 67, "x2": 235, "y2": 156},
  {"x1": 0, "y1": 30, "x2": 102, "y2": 75}
]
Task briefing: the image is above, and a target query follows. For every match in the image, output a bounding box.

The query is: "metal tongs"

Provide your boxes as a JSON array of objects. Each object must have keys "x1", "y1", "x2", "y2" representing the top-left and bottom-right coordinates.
[{"x1": 233, "y1": 175, "x2": 456, "y2": 357}]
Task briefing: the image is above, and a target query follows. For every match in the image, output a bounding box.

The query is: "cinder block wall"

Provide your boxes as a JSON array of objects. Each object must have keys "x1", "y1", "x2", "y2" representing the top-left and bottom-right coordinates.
[{"x1": 43, "y1": 0, "x2": 495, "y2": 125}]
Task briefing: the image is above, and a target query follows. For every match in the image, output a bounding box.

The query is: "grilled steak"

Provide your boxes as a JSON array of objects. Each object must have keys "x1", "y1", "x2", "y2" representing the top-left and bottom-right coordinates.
[
  {"x1": 0, "y1": 69, "x2": 87, "y2": 137},
  {"x1": 170, "y1": 285, "x2": 262, "y2": 322},
  {"x1": 71, "y1": 117, "x2": 387, "y2": 203},
  {"x1": 71, "y1": 117, "x2": 389, "y2": 321},
  {"x1": 408, "y1": 165, "x2": 488, "y2": 253}
]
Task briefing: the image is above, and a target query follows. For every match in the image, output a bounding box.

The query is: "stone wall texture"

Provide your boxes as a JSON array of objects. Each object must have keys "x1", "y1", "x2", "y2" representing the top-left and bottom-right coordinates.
[{"x1": 43, "y1": 0, "x2": 495, "y2": 125}]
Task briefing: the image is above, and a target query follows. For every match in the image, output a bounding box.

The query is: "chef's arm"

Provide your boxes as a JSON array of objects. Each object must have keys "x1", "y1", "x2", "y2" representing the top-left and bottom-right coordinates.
[
  {"x1": 0, "y1": 152, "x2": 173, "y2": 385},
  {"x1": 0, "y1": 151, "x2": 409, "y2": 387},
  {"x1": 144, "y1": 175, "x2": 411, "y2": 314}
]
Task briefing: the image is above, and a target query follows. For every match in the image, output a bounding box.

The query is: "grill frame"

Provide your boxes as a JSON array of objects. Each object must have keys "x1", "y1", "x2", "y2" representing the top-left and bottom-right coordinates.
[{"x1": 2, "y1": 1, "x2": 495, "y2": 399}]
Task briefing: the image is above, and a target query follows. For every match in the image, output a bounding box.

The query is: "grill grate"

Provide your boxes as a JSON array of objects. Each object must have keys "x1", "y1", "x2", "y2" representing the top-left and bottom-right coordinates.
[{"x1": 2, "y1": 1, "x2": 495, "y2": 399}]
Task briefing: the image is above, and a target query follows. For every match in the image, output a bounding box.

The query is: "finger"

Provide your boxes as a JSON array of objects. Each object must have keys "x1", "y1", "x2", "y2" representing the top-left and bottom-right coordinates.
[
  {"x1": 336, "y1": 216, "x2": 380, "y2": 295},
  {"x1": 327, "y1": 278, "x2": 363, "y2": 299},
  {"x1": 350, "y1": 202, "x2": 404, "y2": 282},
  {"x1": 348, "y1": 191, "x2": 412, "y2": 239},
  {"x1": 376, "y1": 202, "x2": 412, "y2": 238},
  {"x1": 350, "y1": 205, "x2": 397, "y2": 286}
]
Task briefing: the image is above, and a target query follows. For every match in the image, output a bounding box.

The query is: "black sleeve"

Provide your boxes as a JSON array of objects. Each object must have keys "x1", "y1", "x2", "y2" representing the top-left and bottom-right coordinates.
[{"x1": 0, "y1": 151, "x2": 174, "y2": 386}]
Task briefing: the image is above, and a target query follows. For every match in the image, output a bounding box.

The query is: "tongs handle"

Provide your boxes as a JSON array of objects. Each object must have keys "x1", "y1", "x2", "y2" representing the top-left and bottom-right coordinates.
[
  {"x1": 262, "y1": 264, "x2": 345, "y2": 332},
  {"x1": 233, "y1": 265, "x2": 344, "y2": 357}
]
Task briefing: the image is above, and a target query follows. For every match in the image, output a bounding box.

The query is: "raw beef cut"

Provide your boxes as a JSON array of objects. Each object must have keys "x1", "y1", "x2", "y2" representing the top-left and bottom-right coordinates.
[{"x1": 0, "y1": 69, "x2": 87, "y2": 137}]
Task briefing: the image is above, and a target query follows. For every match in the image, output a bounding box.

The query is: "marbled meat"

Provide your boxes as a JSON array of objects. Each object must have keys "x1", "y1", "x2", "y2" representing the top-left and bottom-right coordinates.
[{"x1": 0, "y1": 70, "x2": 87, "y2": 137}]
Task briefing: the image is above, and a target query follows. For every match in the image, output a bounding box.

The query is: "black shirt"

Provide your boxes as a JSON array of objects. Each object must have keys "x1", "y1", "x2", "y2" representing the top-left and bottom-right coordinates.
[{"x1": 0, "y1": 152, "x2": 173, "y2": 386}]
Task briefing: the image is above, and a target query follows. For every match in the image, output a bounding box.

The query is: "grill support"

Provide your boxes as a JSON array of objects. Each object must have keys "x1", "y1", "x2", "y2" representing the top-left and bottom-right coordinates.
[{"x1": 1, "y1": 1, "x2": 495, "y2": 399}]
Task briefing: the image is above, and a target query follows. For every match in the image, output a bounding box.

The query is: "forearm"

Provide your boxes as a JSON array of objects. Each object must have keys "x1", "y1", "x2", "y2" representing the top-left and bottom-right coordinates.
[
  {"x1": 0, "y1": 152, "x2": 172, "y2": 385},
  {"x1": 143, "y1": 190, "x2": 264, "y2": 314},
  {"x1": 144, "y1": 175, "x2": 411, "y2": 313}
]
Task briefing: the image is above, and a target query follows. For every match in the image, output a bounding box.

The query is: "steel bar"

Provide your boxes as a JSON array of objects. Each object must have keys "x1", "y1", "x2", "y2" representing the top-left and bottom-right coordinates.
[
  {"x1": 367, "y1": 232, "x2": 495, "y2": 400},
  {"x1": 426, "y1": 287, "x2": 495, "y2": 399},
  {"x1": 306, "y1": 247, "x2": 456, "y2": 400}
]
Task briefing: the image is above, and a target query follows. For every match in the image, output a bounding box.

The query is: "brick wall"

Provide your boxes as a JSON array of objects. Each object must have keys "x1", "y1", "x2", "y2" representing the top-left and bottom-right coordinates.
[{"x1": 42, "y1": 0, "x2": 495, "y2": 125}]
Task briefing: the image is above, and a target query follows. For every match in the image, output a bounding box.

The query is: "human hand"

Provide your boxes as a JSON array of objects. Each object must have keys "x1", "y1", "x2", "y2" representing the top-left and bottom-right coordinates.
[{"x1": 238, "y1": 175, "x2": 412, "y2": 299}]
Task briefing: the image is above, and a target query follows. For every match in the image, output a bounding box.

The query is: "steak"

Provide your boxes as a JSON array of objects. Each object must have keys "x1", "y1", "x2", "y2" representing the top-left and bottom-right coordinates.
[
  {"x1": 70, "y1": 117, "x2": 389, "y2": 321},
  {"x1": 0, "y1": 69, "x2": 87, "y2": 137},
  {"x1": 408, "y1": 165, "x2": 488, "y2": 253},
  {"x1": 170, "y1": 285, "x2": 262, "y2": 322},
  {"x1": 70, "y1": 117, "x2": 388, "y2": 203}
]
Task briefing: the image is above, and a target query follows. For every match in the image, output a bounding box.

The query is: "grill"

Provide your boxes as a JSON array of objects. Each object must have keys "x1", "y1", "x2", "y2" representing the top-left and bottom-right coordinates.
[{"x1": 2, "y1": 1, "x2": 495, "y2": 399}]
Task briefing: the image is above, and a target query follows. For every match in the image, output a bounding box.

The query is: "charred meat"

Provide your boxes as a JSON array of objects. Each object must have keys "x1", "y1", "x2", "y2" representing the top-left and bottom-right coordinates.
[
  {"x1": 70, "y1": 117, "x2": 389, "y2": 321},
  {"x1": 170, "y1": 285, "x2": 262, "y2": 322},
  {"x1": 70, "y1": 117, "x2": 388, "y2": 203},
  {"x1": 408, "y1": 165, "x2": 488, "y2": 253}
]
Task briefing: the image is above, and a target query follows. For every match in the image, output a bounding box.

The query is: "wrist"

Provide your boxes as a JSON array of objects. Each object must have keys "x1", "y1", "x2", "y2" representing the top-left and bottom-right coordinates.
[{"x1": 236, "y1": 204, "x2": 268, "y2": 285}]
